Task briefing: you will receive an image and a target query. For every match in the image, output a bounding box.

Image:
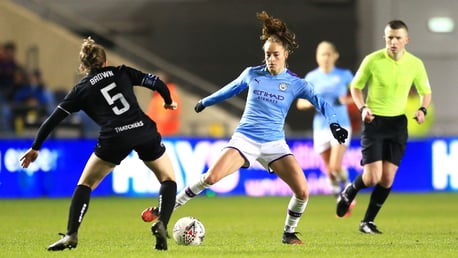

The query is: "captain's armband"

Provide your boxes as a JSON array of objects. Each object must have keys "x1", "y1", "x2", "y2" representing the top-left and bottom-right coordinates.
[{"x1": 142, "y1": 74, "x2": 159, "y2": 88}]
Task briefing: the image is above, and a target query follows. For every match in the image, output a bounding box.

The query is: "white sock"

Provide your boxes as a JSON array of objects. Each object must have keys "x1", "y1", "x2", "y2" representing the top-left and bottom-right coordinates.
[
  {"x1": 175, "y1": 174, "x2": 210, "y2": 209},
  {"x1": 284, "y1": 195, "x2": 308, "y2": 233},
  {"x1": 328, "y1": 173, "x2": 341, "y2": 195},
  {"x1": 338, "y1": 168, "x2": 349, "y2": 185},
  {"x1": 332, "y1": 181, "x2": 341, "y2": 195}
]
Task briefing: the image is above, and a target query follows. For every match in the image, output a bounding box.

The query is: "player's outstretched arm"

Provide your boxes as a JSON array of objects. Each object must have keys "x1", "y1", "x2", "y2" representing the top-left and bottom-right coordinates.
[{"x1": 19, "y1": 107, "x2": 69, "y2": 168}]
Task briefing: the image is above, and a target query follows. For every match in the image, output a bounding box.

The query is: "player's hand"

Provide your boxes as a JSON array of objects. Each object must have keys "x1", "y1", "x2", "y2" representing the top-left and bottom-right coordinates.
[
  {"x1": 330, "y1": 123, "x2": 348, "y2": 144},
  {"x1": 163, "y1": 101, "x2": 178, "y2": 110},
  {"x1": 194, "y1": 100, "x2": 205, "y2": 113},
  {"x1": 19, "y1": 148, "x2": 39, "y2": 168}
]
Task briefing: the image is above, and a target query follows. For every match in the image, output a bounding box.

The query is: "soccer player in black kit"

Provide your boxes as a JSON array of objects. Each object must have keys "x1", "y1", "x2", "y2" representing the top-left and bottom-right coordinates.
[{"x1": 20, "y1": 37, "x2": 178, "y2": 251}]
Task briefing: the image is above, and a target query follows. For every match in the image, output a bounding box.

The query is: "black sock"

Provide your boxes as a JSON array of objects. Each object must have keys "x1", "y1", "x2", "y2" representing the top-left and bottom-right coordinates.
[
  {"x1": 363, "y1": 184, "x2": 391, "y2": 222},
  {"x1": 66, "y1": 185, "x2": 91, "y2": 235},
  {"x1": 157, "y1": 180, "x2": 177, "y2": 229},
  {"x1": 347, "y1": 174, "x2": 366, "y2": 200},
  {"x1": 352, "y1": 174, "x2": 366, "y2": 191}
]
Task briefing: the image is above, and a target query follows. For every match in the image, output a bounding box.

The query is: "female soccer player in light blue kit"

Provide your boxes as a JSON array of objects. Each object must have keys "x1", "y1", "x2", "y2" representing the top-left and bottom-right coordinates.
[
  {"x1": 297, "y1": 41, "x2": 354, "y2": 201},
  {"x1": 142, "y1": 11, "x2": 348, "y2": 245}
]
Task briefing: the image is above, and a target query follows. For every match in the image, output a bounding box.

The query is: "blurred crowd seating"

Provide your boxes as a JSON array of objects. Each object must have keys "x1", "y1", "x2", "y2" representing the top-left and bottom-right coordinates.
[{"x1": 0, "y1": 41, "x2": 86, "y2": 138}]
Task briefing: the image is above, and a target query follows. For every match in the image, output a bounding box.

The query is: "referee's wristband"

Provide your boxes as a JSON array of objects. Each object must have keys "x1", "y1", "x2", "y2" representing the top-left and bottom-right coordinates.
[
  {"x1": 359, "y1": 105, "x2": 367, "y2": 114},
  {"x1": 418, "y1": 107, "x2": 427, "y2": 116}
]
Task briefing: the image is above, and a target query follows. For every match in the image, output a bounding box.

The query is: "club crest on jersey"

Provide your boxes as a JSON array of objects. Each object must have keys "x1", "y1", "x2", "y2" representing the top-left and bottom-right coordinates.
[{"x1": 279, "y1": 82, "x2": 288, "y2": 91}]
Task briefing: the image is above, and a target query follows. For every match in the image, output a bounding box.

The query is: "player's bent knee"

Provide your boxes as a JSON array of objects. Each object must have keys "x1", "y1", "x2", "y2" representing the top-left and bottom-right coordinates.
[
  {"x1": 294, "y1": 189, "x2": 309, "y2": 201},
  {"x1": 364, "y1": 177, "x2": 380, "y2": 187}
]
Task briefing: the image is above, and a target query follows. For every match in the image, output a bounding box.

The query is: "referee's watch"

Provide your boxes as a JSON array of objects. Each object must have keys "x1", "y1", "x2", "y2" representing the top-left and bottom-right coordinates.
[{"x1": 418, "y1": 107, "x2": 427, "y2": 116}]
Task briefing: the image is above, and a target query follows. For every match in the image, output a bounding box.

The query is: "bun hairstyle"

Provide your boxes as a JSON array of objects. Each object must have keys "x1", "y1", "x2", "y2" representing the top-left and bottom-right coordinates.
[
  {"x1": 256, "y1": 11, "x2": 299, "y2": 54},
  {"x1": 79, "y1": 36, "x2": 106, "y2": 74}
]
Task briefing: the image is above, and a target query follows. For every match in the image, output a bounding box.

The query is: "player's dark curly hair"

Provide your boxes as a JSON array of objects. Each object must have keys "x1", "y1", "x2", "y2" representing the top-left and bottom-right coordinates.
[
  {"x1": 256, "y1": 11, "x2": 299, "y2": 54},
  {"x1": 79, "y1": 36, "x2": 106, "y2": 74}
]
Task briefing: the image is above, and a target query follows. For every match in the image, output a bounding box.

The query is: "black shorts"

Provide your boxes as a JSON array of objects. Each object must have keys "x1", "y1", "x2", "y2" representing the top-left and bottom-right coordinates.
[
  {"x1": 94, "y1": 130, "x2": 166, "y2": 165},
  {"x1": 360, "y1": 115, "x2": 408, "y2": 166}
]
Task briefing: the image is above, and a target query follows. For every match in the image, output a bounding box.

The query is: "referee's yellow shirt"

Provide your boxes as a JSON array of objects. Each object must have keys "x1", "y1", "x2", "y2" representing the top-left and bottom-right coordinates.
[{"x1": 352, "y1": 49, "x2": 432, "y2": 116}]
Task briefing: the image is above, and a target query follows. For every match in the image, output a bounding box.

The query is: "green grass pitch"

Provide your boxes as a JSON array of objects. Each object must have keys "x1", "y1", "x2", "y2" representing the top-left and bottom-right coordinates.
[{"x1": 1, "y1": 193, "x2": 457, "y2": 258}]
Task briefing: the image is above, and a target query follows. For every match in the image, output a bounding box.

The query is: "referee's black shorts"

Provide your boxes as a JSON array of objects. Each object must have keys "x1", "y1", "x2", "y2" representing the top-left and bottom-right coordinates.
[{"x1": 360, "y1": 115, "x2": 408, "y2": 166}]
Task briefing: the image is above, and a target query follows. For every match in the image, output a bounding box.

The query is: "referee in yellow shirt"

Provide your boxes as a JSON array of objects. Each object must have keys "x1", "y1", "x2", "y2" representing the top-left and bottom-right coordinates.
[{"x1": 336, "y1": 20, "x2": 432, "y2": 233}]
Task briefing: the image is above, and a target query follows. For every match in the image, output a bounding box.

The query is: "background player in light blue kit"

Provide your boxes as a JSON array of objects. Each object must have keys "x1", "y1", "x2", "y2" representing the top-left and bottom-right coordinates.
[
  {"x1": 142, "y1": 11, "x2": 348, "y2": 245},
  {"x1": 296, "y1": 41, "x2": 354, "y2": 213}
]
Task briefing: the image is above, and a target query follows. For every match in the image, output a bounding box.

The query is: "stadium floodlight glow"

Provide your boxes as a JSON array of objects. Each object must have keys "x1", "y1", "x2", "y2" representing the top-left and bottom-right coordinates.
[{"x1": 427, "y1": 16, "x2": 455, "y2": 33}]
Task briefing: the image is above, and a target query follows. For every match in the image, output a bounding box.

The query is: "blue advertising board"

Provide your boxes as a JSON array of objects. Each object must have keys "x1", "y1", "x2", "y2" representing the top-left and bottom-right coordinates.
[{"x1": 0, "y1": 137, "x2": 456, "y2": 198}]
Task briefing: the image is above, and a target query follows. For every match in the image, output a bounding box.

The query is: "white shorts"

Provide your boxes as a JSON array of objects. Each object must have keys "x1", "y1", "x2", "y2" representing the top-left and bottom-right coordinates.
[
  {"x1": 226, "y1": 132, "x2": 292, "y2": 173},
  {"x1": 313, "y1": 126, "x2": 352, "y2": 154}
]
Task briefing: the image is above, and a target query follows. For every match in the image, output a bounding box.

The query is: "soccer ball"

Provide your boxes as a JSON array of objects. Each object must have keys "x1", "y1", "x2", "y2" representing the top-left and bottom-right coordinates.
[{"x1": 172, "y1": 216, "x2": 205, "y2": 246}]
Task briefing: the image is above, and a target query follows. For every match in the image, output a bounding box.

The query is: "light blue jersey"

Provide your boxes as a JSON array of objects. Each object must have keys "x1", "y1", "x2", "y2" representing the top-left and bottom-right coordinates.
[
  {"x1": 304, "y1": 67, "x2": 353, "y2": 131},
  {"x1": 201, "y1": 65, "x2": 339, "y2": 143}
]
